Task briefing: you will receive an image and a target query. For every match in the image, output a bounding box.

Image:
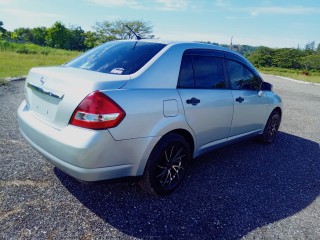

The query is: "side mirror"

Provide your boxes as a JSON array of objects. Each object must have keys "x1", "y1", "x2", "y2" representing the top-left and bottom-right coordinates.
[{"x1": 260, "y1": 82, "x2": 273, "y2": 91}]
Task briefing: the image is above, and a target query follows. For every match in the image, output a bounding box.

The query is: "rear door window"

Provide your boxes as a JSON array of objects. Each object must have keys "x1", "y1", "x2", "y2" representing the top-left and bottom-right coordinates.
[
  {"x1": 178, "y1": 54, "x2": 225, "y2": 89},
  {"x1": 178, "y1": 55, "x2": 194, "y2": 88},
  {"x1": 193, "y1": 56, "x2": 225, "y2": 89},
  {"x1": 65, "y1": 41, "x2": 166, "y2": 75}
]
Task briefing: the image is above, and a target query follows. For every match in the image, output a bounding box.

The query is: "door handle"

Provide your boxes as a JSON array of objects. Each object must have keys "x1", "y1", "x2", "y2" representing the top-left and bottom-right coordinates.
[
  {"x1": 186, "y1": 97, "x2": 200, "y2": 106},
  {"x1": 235, "y1": 97, "x2": 244, "y2": 103}
]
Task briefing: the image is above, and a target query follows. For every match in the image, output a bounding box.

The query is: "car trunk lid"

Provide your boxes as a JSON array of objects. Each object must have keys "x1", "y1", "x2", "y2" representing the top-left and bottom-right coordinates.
[{"x1": 25, "y1": 66, "x2": 129, "y2": 130}]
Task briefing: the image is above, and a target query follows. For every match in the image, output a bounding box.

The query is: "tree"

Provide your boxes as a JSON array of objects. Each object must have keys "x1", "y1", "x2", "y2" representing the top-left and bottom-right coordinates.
[
  {"x1": 237, "y1": 45, "x2": 258, "y2": 56},
  {"x1": 301, "y1": 55, "x2": 320, "y2": 70},
  {"x1": 0, "y1": 21, "x2": 6, "y2": 38},
  {"x1": 31, "y1": 27, "x2": 47, "y2": 46},
  {"x1": 305, "y1": 41, "x2": 316, "y2": 51},
  {"x1": 84, "y1": 31, "x2": 99, "y2": 49},
  {"x1": 272, "y1": 48, "x2": 303, "y2": 69},
  {"x1": 46, "y1": 22, "x2": 70, "y2": 49},
  {"x1": 316, "y1": 43, "x2": 320, "y2": 55},
  {"x1": 68, "y1": 26, "x2": 85, "y2": 50},
  {"x1": 247, "y1": 47, "x2": 274, "y2": 67},
  {"x1": 93, "y1": 20, "x2": 154, "y2": 44},
  {"x1": 11, "y1": 28, "x2": 33, "y2": 42}
]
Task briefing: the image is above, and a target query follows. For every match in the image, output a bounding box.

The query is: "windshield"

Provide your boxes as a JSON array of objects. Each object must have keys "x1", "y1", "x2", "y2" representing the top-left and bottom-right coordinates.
[{"x1": 65, "y1": 41, "x2": 166, "y2": 75}]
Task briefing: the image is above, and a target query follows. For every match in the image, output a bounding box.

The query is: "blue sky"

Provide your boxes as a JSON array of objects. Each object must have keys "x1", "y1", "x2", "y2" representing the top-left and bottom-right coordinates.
[{"x1": 0, "y1": 0, "x2": 319, "y2": 48}]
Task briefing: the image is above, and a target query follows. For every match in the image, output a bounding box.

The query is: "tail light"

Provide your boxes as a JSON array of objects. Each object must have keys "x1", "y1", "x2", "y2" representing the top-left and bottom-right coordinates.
[{"x1": 70, "y1": 91, "x2": 125, "y2": 129}]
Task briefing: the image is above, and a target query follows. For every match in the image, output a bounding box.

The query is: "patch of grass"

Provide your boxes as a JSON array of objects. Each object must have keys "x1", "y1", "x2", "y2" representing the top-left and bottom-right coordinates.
[
  {"x1": 258, "y1": 67, "x2": 320, "y2": 84},
  {"x1": 0, "y1": 40, "x2": 76, "y2": 55},
  {"x1": 0, "y1": 43, "x2": 80, "y2": 85}
]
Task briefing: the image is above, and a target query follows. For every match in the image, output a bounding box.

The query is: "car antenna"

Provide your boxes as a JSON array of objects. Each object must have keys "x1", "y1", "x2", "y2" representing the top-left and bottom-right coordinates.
[{"x1": 125, "y1": 25, "x2": 142, "y2": 40}]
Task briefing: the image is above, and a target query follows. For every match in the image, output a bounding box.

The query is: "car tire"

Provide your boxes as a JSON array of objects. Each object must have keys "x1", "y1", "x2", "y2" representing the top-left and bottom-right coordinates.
[
  {"x1": 139, "y1": 133, "x2": 191, "y2": 196},
  {"x1": 259, "y1": 110, "x2": 281, "y2": 144}
]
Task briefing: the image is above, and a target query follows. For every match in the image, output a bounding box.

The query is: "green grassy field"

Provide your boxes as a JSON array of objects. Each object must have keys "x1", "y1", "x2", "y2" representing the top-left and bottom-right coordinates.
[
  {"x1": 258, "y1": 67, "x2": 320, "y2": 84},
  {"x1": 0, "y1": 51, "x2": 79, "y2": 79},
  {"x1": 0, "y1": 41, "x2": 80, "y2": 85}
]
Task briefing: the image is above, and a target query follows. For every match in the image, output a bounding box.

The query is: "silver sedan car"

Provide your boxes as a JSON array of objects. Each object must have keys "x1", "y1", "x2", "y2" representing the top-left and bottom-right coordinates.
[{"x1": 18, "y1": 40, "x2": 282, "y2": 195}]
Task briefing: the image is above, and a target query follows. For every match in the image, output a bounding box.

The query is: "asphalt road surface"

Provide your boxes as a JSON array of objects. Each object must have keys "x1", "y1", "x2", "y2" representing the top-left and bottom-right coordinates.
[{"x1": 0, "y1": 75, "x2": 319, "y2": 239}]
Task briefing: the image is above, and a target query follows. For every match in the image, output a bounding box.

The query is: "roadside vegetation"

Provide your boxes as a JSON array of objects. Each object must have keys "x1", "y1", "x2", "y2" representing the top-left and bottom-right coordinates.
[
  {"x1": 0, "y1": 41, "x2": 79, "y2": 84},
  {"x1": 0, "y1": 19, "x2": 152, "y2": 85},
  {"x1": 247, "y1": 44, "x2": 320, "y2": 83},
  {"x1": 0, "y1": 19, "x2": 320, "y2": 85},
  {"x1": 258, "y1": 67, "x2": 320, "y2": 83}
]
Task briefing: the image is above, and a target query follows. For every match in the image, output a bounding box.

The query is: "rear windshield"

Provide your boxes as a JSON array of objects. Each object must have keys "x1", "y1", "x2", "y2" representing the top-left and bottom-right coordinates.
[{"x1": 65, "y1": 41, "x2": 166, "y2": 75}]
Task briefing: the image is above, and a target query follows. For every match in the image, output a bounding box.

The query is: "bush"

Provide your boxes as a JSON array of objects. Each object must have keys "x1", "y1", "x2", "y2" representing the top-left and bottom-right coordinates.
[
  {"x1": 247, "y1": 47, "x2": 274, "y2": 67},
  {"x1": 271, "y1": 48, "x2": 303, "y2": 69},
  {"x1": 0, "y1": 40, "x2": 13, "y2": 51},
  {"x1": 0, "y1": 40, "x2": 80, "y2": 56},
  {"x1": 247, "y1": 47, "x2": 319, "y2": 71},
  {"x1": 301, "y1": 55, "x2": 320, "y2": 70},
  {"x1": 15, "y1": 47, "x2": 36, "y2": 54}
]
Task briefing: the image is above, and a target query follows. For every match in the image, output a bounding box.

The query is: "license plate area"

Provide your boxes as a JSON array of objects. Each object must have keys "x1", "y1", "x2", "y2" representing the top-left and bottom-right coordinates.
[{"x1": 29, "y1": 87, "x2": 60, "y2": 121}]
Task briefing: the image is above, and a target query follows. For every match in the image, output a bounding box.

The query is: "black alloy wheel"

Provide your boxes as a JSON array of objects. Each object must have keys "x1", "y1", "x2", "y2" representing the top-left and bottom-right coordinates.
[
  {"x1": 140, "y1": 133, "x2": 191, "y2": 196},
  {"x1": 260, "y1": 110, "x2": 281, "y2": 144}
]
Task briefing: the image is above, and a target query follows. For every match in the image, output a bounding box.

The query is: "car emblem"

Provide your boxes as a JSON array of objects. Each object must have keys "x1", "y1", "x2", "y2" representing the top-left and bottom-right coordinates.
[{"x1": 40, "y1": 77, "x2": 45, "y2": 85}]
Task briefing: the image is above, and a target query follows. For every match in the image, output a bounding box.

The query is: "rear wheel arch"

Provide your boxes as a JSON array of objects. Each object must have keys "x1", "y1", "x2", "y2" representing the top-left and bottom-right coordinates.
[
  {"x1": 139, "y1": 131, "x2": 192, "y2": 195},
  {"x1": 168, "y1": 129, "x2": 195, "y2": 156},
  {"x1": 149, "y1": 128, "x2": 195, "y2": 157},
  {"x1": 136, "y1": 128, "x2": 195, "y2": 176}
]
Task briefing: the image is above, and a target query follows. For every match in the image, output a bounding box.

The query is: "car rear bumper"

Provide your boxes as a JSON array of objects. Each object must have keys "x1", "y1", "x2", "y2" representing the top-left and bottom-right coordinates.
[{"x1": 17, "y1": 100, "x2": 159, "y2": 181}]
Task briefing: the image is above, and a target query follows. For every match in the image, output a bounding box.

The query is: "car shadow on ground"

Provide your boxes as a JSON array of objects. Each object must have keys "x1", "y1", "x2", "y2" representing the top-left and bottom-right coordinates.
[{"x1": 55, "y1": 131, "x2": 320, "y2": 239}]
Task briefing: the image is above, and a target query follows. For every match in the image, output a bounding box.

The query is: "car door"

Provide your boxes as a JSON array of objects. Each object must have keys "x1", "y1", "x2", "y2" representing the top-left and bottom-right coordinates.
[
  {"x1": 225, "y1": 59, "x2": 269, "y2": 138},
  {"x1": 177, "y1": 51, "x2": 234, "y2": 153}
]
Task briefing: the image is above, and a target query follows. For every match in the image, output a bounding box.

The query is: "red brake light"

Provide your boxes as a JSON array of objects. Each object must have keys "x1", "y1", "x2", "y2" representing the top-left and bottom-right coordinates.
[{"x1": 70, "y1": 91, "x2": 126, "y2": 129}]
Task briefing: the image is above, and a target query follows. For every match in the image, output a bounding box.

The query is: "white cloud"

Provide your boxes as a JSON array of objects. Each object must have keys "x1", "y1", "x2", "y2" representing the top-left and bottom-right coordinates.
[
  {"x1": 86, "y1": 0, "x2": 138, "y2": 7},
  {"x1": 1, "y1": 8, "x2": 62, "y2": 29},
  {"x1": 0, "y1": 0, "x2": 13, "y2": 4},
  {"x1": 154, "y1": 0, "x2": 188, "y2": 10},
  {"x1": 211, "y1": 2, "x2": 320, "y2": 16},
  {"x1": 215, "y1": 0, "x2": 230, "y2": 7},
  {"x1": 86, "y1": 0, "x2": 194, "y2": 11},
  {"x1": 249, "y1": 6, "x2": 320, "y2": 16},
  {"x1": 3, "y1": 8, "x2": 61, "y2": 18}
]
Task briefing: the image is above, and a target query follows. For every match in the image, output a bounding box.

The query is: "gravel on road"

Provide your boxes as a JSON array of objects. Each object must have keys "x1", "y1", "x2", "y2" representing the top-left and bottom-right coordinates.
[{"x1": 0, "y1": 75, "x2": 319, "y2": 239}]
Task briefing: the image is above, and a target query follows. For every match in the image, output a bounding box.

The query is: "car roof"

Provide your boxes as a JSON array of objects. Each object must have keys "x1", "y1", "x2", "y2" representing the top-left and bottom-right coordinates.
[
  {"x1": 116, "y1": 39, "x2": 229, "y2": 50},
  {"x1": 115, "y1": 39, "x2": 244, "y2": 59},
  {"x1": 128, "y1": 39, "x2": 259, "y2": 78}
]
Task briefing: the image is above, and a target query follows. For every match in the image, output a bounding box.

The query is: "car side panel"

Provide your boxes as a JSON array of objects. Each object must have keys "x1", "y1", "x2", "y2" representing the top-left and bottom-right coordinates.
[
  {"x1": 178, "y1": 89, "x2": 234, "y2": 152},
  {"x1": 229, "y1": 89, "x2": 270, "y2": 137},
  {"x1": 106, "y1": 89, "x2": 194, "y2": 140}
]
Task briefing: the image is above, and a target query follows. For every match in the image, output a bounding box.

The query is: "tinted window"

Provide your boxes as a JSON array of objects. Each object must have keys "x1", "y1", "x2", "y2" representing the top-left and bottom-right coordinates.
[
  {"x1": 178, "y1": 54, "x2": 225, "y2": 89},
  {"x1": 193, "y1": 56, "x2": 225, "y2": 89},
  {"x1": 65, "y1": 41, "x2": 166, "y2": 75},
  {"x1": 178, "y1": 55, "x2": 194, "y2": 88},
  {"x1": 226, "y1": 60, "x2": 261, "y2": 91}
]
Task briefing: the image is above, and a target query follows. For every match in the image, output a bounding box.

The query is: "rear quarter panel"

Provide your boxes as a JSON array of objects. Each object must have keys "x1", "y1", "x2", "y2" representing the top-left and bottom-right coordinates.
[{"x1": 105, "y1": 89, "x2": 194, "y2": 141}]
